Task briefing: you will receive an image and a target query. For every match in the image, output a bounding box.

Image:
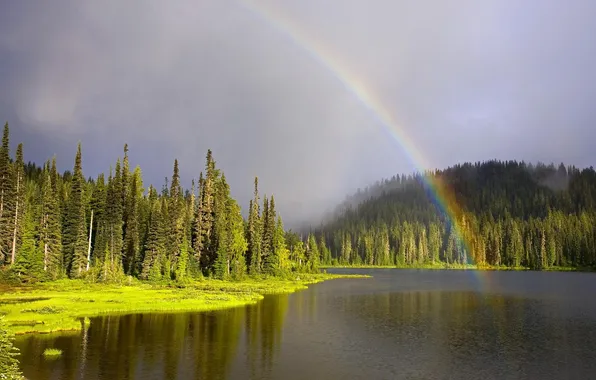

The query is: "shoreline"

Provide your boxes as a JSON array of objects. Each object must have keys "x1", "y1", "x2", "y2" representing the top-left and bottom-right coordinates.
[
  {"x1": 321, "y1": 264, "x2": 590, "y2": 272},
  {"x1": 0, "y1": 273, "x2": 368, "y2": 336}
]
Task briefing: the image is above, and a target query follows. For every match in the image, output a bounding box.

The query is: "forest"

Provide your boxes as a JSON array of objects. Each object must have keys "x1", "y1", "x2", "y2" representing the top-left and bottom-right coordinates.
[
  {"x1": 0, "y1": 123, "x2": 321, "y2": 284},
  {"x1": 1, "y1": 119, "x2": 595, "y2": 281},
  {"x1": 313, "y1": 159, "x2": 596, "y2": 270}
]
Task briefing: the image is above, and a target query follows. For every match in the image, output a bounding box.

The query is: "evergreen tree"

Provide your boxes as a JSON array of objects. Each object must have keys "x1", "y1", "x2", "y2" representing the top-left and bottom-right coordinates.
[
  {"x1": 319, "y1": 235, "x2": 331, "y2": 265},
  {"x1": 10, "y1": 144, "x2": 25, "y2": 265},
  {"x1": 65, "y1": 143, "x2": 88, "y2": 277},
  {"x1": 12, "y1": 197, "x2": 43, "y2": 281},
  {"x1": 261, "y1": 195, "x2": 271, "y2": 269},
  {"x1": 89, "y1": 173, "x2": 107, "y2": 267},
  {"x1": 213, "y1": 175, "x2": 232, "y2": 278},
  {"x1": 428, "y1": 223, "x2": 441, "y2": 264},
  {"x1": 141, "y1": 186, "x2": 165, "y2": 280},
  {"x1": 0, "y1": 316, "x2": 22, "y2": 380},
  {"x1": 105, "y1": 162, "x2": 124, "y2": 273},
  {"x1": 192, "y1": 172, "x2": 205, "y2": 265},
  {"x1": 228, "y1": 199, "x2": 248, "y2": 279},
  {"x1": 262, "y1": 195, "x2": 278, "y2": 274},
  {"x1": 247, "y1": 177, "x2": 262, "y2": 274},
  {"x1": 306, "y1": 233, "x2": 320, "y2": 272},
  {"x1": 165, "y1": 159, "x2": 185, "y2": 279},
  {"x1": 195, "y1": 151, "x2": 217, "y2": 272},
  {"x1": 273, "y1": 216, "x2": 290, "y2": 274},
  {"x1": 40, "y1": 162, "x2": 63, "y2": 278},
  {"x1": 123, "y1": 167, "x2": 141, "y2": 275},
  {"x1": 0, "y1": 123, "x2": 13, "y2": 265}
]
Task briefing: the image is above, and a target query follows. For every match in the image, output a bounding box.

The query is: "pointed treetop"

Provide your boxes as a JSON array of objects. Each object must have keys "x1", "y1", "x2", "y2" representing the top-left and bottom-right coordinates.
[
  {"x1": 74, "y1": 142, "x2": 82, "y2": 170},
  {"x1": 2, "y1": 122, "x2": 9, "y2": 145},
  {"x1": 16, "y1": 143, "x2": 23, "y2": 162},
  {"x1": 1, "y1": 122, "x2": 9, "y2": 158},
  {"x1": 170, "y1": 159, "x2": 180, "y2": 197}
]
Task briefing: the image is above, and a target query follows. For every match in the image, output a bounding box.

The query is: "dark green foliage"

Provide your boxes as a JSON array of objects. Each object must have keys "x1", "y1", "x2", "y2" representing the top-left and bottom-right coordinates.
[
  {"x1": 123, "y1": 167, "x2": 141, "y2": 275},
  {"x1": 213, "y1": 175, "x2": 231, "y2": 278},
  {"x1": 272, "y1": 216, "x2": 290, "y2": 274},
  {"x1": 0, "y1": 316, "x2": 22, "y2": 379},
  {"x1": 64, "y1": 144, "x2": 88, "y2": 277},
  {"x1": 0, "y1": 123, "x2": 13, "y2": 265},
  {"x1": 105, "y1": 161, "x2": 124, "y2": 273},
  {"x1": 316, "y1": 161, "x2": 596, "y2": 269},
  {"x1": 12, "y1": 198, "x2": 44, "y2": 282},
  {"x1": 306, "y1": 234, "x2": 320, "y2": 272},
  {"x1": 16, "y1": 122, "x2": 596, "y2": 288},
  {"x1": 141, "y1": 186, "x2": 165, "y2": 280},
  {"x1": 9, "y1": 144, "x2": 25, "y2": 265},
  {"x1": 319, "y1": 235, "x2": 331, "y2": 265},
  {"x1": 89, "y1": 173, "x2": 106, "y2": 267},
  {"x1": 0, "y1": 127, "x2": 298, "y2": 284},
  {"x1": 247, "y1": 178, "x2": 262, "y2": 274},
  {"x1": 40, "y1": 162, "x2": 63, "y2": 278},
  {"x1": 194, "y1": 151, "x2": 217, "y2": 273}
]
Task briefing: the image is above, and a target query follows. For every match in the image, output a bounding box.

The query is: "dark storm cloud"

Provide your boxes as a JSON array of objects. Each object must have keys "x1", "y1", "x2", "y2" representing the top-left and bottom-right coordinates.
[{"x1": 1, "y1": 0, "x2": 595, "y2": 227}]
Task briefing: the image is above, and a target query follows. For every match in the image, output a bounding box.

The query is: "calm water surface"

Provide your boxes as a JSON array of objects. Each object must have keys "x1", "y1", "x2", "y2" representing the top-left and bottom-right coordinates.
[{"x1": 15, "y1": 269, "x2": 596, "y2": 379}]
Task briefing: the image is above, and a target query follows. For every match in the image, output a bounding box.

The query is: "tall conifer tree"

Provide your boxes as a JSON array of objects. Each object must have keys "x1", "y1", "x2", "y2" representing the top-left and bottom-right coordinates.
[
  {"x1": 40, "y1": 162, "x2": 63, "y2": 277},
  {"x1": 10, "y1": 144, "x2": 25, "y2": 265},
  {"x1": 0, "y1": 123, "x2": 13, "y2": 264},
  {"x1": 247, "y1": 177, "x2": 262, "y2": 274},
  {"x1": 66, "y1": 143, "x2": 88, "y2": 277}
]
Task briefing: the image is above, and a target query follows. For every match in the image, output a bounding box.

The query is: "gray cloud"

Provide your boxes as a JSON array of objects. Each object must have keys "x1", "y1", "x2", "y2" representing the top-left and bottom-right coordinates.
[{"x1": 1, "y1": 0, "x2": 596, "y2": 227}]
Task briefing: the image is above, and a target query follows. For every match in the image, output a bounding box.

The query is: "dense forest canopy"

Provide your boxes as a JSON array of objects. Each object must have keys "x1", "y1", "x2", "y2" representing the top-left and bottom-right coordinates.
[
  {"x1": 0, "y1": 123, "x2": 320, "y2": 283},
  {"x1": 2, "y1": 119, "x2": 595, "y2": 279},
  {"x1": 313, "y1": 160, "x2": 596, "y2": 269}
]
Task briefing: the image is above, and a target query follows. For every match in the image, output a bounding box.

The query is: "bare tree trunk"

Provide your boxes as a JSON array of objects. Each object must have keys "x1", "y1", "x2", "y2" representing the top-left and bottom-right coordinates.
[
  {"x1": 10, "y1": 172, "x2": 20, "y2": 265},
  {"x1": 43, "y1": 214, "x2": 48, "y2": 271},
  {"x1": 0, "y1": 176, "x2": 4, "y2": 219},
  {"x1": 86, "y1": 209, "x2": 94, "y2": 271},
  {"x1": 0, "y1": 177, "x2": 3, "y2": 262}
]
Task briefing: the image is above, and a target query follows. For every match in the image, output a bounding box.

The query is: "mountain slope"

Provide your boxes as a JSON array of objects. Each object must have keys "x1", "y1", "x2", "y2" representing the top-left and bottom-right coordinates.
[{"x1": 313, "y1": 160, "x2": 596, "y2": 270}]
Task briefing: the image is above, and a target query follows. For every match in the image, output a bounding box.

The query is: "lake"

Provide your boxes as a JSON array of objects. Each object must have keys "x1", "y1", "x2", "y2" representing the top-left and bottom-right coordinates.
[{"x1": 15, "y1": 269, "x2": 596, "y2": 379}]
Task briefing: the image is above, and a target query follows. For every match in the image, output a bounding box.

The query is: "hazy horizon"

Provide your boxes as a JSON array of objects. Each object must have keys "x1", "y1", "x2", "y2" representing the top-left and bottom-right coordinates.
[{"x1": 2, "y1": 0, "x2": 596, "y2": 228}]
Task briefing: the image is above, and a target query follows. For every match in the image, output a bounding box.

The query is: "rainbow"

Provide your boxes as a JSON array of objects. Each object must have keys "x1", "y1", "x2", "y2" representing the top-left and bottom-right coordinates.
[{"x1": 238, "y1": 1, "x2": 486, "y2": 272}]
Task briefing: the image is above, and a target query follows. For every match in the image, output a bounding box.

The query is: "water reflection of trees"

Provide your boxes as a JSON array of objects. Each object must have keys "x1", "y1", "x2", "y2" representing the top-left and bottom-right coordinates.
[
  {"x1": 244, "y1": 294, "x2": 289, "y2": 379},
  {"x1": 15, "y1": 294, "x2": 290, "y2": 380}
]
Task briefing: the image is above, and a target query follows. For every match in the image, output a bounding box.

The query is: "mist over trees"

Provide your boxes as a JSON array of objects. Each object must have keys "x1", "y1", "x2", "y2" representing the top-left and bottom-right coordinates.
[
  {"x1": 0, "y1": 123, "x2": 320, "y2": 282},
  {"x1": 312, "y1": 160, "x2": 596, "y2": 270}
]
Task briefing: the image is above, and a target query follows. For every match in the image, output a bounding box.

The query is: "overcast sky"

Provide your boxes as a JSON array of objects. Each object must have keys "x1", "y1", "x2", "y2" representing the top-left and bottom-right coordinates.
[{"x1": 1, "y1": 0, "x2": 595, "y2": 227}]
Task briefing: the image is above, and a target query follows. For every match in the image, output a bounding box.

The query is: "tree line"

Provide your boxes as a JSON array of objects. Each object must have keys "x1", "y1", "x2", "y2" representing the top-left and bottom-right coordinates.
[
  {"x1": 311, "y1": 160, "x2": 596, "y2": 270},
  {"x1": 0, "y1": 123, "x2": 320, "y2": 283}
]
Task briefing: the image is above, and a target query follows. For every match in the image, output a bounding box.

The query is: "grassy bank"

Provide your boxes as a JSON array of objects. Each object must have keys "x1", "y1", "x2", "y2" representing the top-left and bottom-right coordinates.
[{"x1": 0, "y1": 273, "x2": 367, "y2": 335}]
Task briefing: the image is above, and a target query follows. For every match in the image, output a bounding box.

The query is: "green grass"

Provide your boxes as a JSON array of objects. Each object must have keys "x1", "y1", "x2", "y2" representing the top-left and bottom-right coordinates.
[
  {"x1": 0, "y1": 273, "x2": 368, "y2": 335},
  {"x1": 42, "y1": 348, "x2": 63, "y2": 358}
]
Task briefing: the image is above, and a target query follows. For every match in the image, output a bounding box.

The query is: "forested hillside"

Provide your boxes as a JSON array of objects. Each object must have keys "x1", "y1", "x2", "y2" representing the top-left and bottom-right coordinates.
[
  {"x1": 0, "y1": 123, "x2": 319, "y2": 283},
  {"x1": 313, "y1": 160, "x2": 596, "y2": 270}
]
